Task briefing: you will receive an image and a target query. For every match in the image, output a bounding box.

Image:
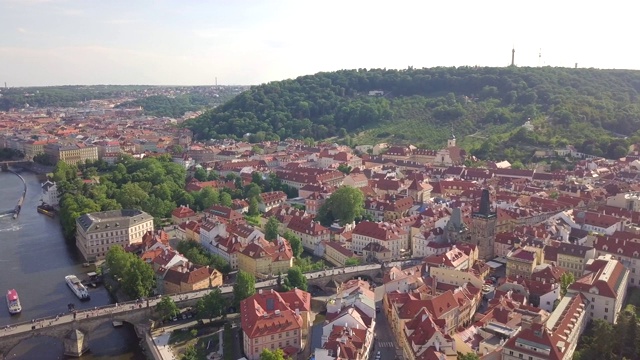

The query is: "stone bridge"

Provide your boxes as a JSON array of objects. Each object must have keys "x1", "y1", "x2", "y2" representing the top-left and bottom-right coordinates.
[
  {"x1": 0, "y1": 262, "x2": 406, "y2": 358},
  {"x1": 304, "y1": 266, "x2": 384, "y2": 289},
  {"x1": 0, "y1": 301, "x2": 154, "y2": 359},
  {"x1": 0, "y1": 161, "x2": 31, "y2": 172}
]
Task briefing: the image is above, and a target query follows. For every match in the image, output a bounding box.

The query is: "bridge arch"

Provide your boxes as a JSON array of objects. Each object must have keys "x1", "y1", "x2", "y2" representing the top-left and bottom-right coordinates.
[{"x1": 87, "y1": 319, "x2": 141, "y2": 357}]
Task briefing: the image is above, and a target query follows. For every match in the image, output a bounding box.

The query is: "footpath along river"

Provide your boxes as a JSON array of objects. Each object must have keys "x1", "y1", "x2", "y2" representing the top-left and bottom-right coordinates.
[{"x1": 0, "y1": 170, "x2": 145, "y2": 359}]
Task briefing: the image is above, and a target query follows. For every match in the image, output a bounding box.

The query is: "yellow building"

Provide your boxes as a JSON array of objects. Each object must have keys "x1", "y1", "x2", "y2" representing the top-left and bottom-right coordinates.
[
  {"x1": 23, "y1": 140, "x2": 47, "y2": 160},
  {"x1": 554, "y1": 242, "x2": 596, "y2": 277},
  {"x1": 237, "y1": 238, "x2": 293, "y2": 278},
  {"x1": 322, "y1": 241, "x2": 357, "y2": 266},
  {"x1": 45, "y1": 143, "x2": 99, "y2": 165},
  {"x1": 163, "y1": 265, "x2": 223, "y2": 294},
  {"x1": 506, "y1": 246, "x2": 543, "y2": 279}
]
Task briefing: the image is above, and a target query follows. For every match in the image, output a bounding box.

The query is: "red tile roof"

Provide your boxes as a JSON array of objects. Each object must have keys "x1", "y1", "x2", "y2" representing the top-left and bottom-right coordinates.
[{"x1": 240, "y1": 289, "x2": 306, "y2": 338}]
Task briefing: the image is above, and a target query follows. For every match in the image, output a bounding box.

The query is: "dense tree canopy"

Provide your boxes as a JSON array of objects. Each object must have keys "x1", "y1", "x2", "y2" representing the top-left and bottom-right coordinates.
[
  {"x1": 196, "y1": 288, "x2": 227, "y2": 319},
  {"x1": 0, "y1": 85, "x2": 244, "y2": 115},
  {"x1": 317, "y1": 186, "x2": 365, "y2": 226},
  {"x1": 105, "y1": 246, "x2": 156, "y2": 299},
  {"x1": 156, "y1": 296, "x2": 179, "y2": 320},
  {"x1": 282, "y1": 267, "x2": 307, "y2": 291},
  {"x1": 176, "y1": 240, "x2": 231, "y2": 274},
  {"x1": 574, "y1": 307, "x2": 639, "y2": 360},
  {"x1": 233, "y1": 270, "x2": 256, "y2": 307},
  {"x1": 283, "y1": 230, "x2": 302, "y2": 258},
  {"x1": 55, "y1": 156, "x2": 186, "y2": 239},
  {"x1": 184, "y1": 67, "x2": 640, "y2": 162},
  {"x1": 260, "y1": 349, "x2": 288, "y2": 360},
  {"x1": 265, "y1": 217, "x2": 280, "y2": 241}
]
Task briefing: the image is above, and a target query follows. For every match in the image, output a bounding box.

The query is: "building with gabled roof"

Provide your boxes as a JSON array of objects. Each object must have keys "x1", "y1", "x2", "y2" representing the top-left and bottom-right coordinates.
[
  {"x1": 161, "y1": 263, "x2": 223, "y2": 294},
  {"x1": 75, "y1": 209, "x2": 154, "y2": 261},
  {"x1": 352, "y1": 221, "x2": 408, "y2": 260},
  {"x1": 501, "y1": 323, "x2": 567, "y2": 360},
  {"x1": 315, "y1": 325, "x2": 372, "y2": 360},
  {"x1": 205, "y1": 205, "x2": 245, "y2": 224},
  {"x1": 286, "y1": 215, "x2": 331, "y2": 252},
  {"x1": 567, "y1": 254, "x2": 628, "y2": 324},
  {"x1": 171, "y1": 205, "x2": 198, "y2": 225},
  {"x1": 241, "y1": 288, "x2": 309, "y2": 360},
  {"x1": 400, "y1": 309, "x2": 456, "y2": 360},
  {"x1": 258, "y1": 191, "x2": 287, "y2": 213},
  {"x1": 237, "y1": 237, "x2": 293, "y2": 278}
]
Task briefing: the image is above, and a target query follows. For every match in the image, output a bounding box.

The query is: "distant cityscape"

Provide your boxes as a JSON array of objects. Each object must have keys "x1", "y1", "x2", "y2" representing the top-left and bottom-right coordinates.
[{"x1": 2, "y1": 93, "x2": 640, "y2": 360}]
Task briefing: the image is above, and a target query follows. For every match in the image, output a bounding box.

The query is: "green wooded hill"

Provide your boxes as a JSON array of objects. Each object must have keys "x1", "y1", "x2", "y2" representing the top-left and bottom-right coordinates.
[{"x1": 184, "y1": 67, "x2": 640, "y2": 162}]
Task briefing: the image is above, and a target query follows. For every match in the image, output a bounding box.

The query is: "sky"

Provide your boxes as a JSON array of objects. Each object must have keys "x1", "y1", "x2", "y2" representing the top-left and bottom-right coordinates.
[{"x1": 1, "y1": 0, "x2": 638, "y2": 86}]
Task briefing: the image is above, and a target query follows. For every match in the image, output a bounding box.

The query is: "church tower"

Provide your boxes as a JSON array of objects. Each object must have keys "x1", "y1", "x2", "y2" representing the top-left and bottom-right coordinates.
[
  {"x1": 447, "y1": 127, "x2": 456, "y2": 148},
  {"x1": 446, "y1": 207, "x2": 468, "y2": 243},
  {"x1": 471, "y1": 189, "x2": 497, "y2": 260}
]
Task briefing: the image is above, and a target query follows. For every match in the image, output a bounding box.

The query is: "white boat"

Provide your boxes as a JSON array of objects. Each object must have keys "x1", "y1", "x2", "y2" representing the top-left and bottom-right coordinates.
[
  {"x1": 6, "y1": 289, "x2": 22, "y2": 314},
  {"x1": 65, "y1": 275, "x2": 90, "y2": 300},
  {"x1": 112, "y1": 320, "x2": 123, "y2": 327}
]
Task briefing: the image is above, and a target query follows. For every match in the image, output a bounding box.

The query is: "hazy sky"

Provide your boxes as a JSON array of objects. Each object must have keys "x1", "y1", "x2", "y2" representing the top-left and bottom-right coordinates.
[{"x1": 1, "y1": 0, "x2": 638, "y2": 86}]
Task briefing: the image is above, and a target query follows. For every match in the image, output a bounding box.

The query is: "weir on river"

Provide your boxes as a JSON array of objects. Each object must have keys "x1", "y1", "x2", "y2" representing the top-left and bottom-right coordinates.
[{"x1": 4, "y1": 168, "x2": 28, "y2": 219}]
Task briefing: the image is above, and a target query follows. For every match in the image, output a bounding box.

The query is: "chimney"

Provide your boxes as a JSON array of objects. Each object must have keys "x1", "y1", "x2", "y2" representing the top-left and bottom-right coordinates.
[
  {"x1": 259, "y1": 289, "x2": 263, "y2": 295},
  {"x1": 296, "y1": 308, "x2": 300, "y2": 316}
]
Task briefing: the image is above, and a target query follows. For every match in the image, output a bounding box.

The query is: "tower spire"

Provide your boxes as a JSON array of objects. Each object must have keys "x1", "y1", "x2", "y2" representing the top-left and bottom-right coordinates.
[{"x1": 511, "y1": 47, "x2": 515, "y2": 67}]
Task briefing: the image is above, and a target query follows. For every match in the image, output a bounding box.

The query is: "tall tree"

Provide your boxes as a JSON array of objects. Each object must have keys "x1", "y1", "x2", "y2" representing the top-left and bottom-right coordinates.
[
  {"x1": 283, "y1": 267, "x2": 307, "y2": 291},
  {"x1": 265, "y1": 216, "x2": 279, "y2": 241},
  {"x1": 560, "y1": 272, "x2": 575, "y2": 297},
  {"x1": 248, "y1": 197, "x2": 260, "y2": 216},
  {"x1": 195, "y1": 187, "x2": 219, "y2": 211},
  {"x1": 457, "y1": 353, "x2": 480, "y2": 360},
  {"x1": 219, "y1": 192, "x2": 233, "y2": 207},
  {"x1": 260, "y1": 349, "x2": 287, "y2": 360},
  {"x1": 244, "y1": 183, "x2": 262, "y2": 200},
  {"x1": 283, "y1": 231, "x2": 302, "y2": 257},
  {"x1": 121, "y1": 257, "x2": 156, "y2": 298},
  {"x1": 156, "y1": 296, "x2": 179, "y2": 320},
  {"x1": 197, "y1": 288, "x2": 226, "y2": 319},
  {"x1": 194, "y1": 167, "x2": 208, "y2": 181},
  {"x1": 317, "y1": 186, "x2": 364, "y2": 226},
  {"x1": 105, "y1": 246, "x2": 132, "y2": 280},
  {"x1": 233, "y1": 270, "x2": 256, "y2": 306}
]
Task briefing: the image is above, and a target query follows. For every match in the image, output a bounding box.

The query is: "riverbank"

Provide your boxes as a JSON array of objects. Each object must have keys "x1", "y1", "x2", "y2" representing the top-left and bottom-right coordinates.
[{"x1": 0, "y1": 171, "x2": 146, "y2": 359}]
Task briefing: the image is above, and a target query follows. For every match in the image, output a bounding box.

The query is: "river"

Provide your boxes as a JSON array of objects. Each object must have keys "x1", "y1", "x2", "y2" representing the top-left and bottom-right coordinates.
[{"x1": 0, "y1": 171, "x2": 146, "y2": 360}]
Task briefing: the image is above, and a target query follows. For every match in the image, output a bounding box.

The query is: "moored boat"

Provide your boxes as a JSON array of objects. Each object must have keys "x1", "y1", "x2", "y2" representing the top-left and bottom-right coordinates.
[
  {"x1": 6, "y1": 289, "x2": 22, "y2": 314},
  {"x1": 65, "y1": 275, "x2": 90, "y2": 300},
  {"x1": 37, "y1": 203, "x2": 56, "y2": 217}
]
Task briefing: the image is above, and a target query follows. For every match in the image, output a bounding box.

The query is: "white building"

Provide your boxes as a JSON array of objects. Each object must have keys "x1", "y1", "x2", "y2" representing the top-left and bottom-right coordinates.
[
  {"x1": 41, "y1": 180, "x2": 59, "y2": 207},
  {"x1": 75, "y1": 209, "x2": 154, "y2": 261},
  {"x1": 606, "y1": 192, "x2": 640, "y2": 212},
  {"x1": 567, "y1": 254, "x2": 629, "y2": 324}
]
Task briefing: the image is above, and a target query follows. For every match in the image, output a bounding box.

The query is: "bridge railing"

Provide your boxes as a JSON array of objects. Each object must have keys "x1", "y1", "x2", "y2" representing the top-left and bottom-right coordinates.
[
  {"x1": 3, "y1": 298, "x2": 144, "y2": 331},
  {"x1": 0, "y1": 262, "x2": 401, "y2": 334}
]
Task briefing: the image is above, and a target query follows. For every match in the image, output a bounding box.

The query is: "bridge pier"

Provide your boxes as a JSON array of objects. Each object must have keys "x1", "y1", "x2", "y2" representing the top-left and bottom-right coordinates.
[{"x1": 64, "y1": 329, "x2": 89, "y2": 357}]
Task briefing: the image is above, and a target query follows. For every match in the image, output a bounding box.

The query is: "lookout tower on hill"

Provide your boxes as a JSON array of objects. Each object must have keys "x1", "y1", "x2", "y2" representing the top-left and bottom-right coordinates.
[{"x1": 511, "y1": 47, "x2": 515, "y2": 66}]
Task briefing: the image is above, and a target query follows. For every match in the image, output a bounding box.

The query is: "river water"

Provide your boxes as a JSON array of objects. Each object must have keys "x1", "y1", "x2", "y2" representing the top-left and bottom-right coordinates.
[{"x1": 0, "y1": 171, "x2": 146, "y2": 360}]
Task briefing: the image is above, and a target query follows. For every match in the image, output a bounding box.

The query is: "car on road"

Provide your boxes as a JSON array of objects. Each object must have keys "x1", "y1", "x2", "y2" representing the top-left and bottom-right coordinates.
[{"x1": 375, "y1": 351, "x2": 381, "y2": 360}]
